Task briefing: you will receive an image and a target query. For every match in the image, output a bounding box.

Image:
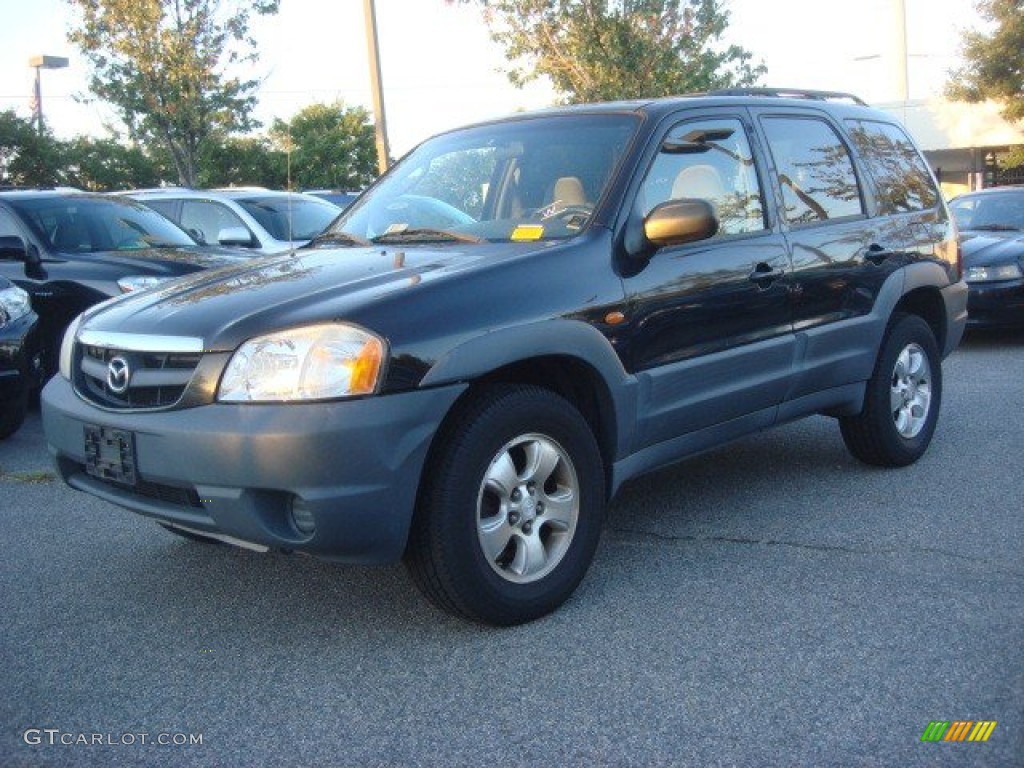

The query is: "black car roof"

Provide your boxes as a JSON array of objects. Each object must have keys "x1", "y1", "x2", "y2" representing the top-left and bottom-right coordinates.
[{"x1": 444, "y1": 89, "x2": 893, "y2": 137}]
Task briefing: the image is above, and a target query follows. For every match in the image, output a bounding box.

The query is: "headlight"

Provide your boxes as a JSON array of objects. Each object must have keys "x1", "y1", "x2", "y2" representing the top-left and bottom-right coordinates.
[
  {"x1": 117, "y1": 275, "x2": 169, "y2": 293},
  {"x1": 965, "y1": 264, "x2": 1024, "y2": 282},
  {"x1": 59, "y1": 313, "x2": 84, "y2": 380},
  {"x1": 218, "y1": 323, "x2": 386, "y2": 402},
  {"x1": 0, "y1": 284, "x2": 31, "y2": 327}
]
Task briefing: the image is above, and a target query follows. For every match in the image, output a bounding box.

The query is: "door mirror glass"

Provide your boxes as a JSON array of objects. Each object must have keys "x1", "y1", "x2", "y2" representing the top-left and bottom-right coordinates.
[
  {"x1": 0, "y1": 235, "x2": 27, "y2": 261},
  {"x1": 217, "y1": 226, "x2": 253, "y2": 247},
  {"x1": 644, "y1": 199, "x2": 718, "y2": 248}
]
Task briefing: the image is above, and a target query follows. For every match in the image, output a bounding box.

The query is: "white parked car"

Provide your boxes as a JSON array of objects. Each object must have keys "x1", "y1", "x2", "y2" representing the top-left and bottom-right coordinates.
[{"x1": 122, "y1": 187, "x2": 341, "y2": 254}]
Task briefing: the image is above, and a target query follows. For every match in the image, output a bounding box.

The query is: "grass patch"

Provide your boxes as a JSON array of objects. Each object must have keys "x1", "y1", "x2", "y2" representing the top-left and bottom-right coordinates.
[{"x1": 0, "y1": 467, "x2": 56, "y2": 484}]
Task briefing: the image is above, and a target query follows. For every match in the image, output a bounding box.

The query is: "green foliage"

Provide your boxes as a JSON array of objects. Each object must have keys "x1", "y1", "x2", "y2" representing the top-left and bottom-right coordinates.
[
  {"x1": 197, "y1": 135, "x2": 288, "y2": 187},
  {"x1": 67, "y1": 0, "x2": 280, "y2": 186},
  {"x1": 0, "y1": 111, "x2": 60, "y2": 186},
  {"x1": 270, "y1": 102, "x2": 379, "y2": 190},
  {"x1": 460, "y1": 0, "x2": 764, "y2": 103},
  {"x1": 947, "y1": 0, "x2": 1024, "y2": 123},
  {"x1": 60, "y1": 136, "x2": 168, "y2": 190}
]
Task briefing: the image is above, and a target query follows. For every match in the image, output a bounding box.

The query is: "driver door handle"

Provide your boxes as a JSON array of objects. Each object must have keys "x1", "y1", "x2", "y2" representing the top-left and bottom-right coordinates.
[
  {"x1": 865, "y1": 244, "x2": 897, "y2": 265},
  {"x1": 748, "y1": 262, "x2": 784, "y2": 286}
]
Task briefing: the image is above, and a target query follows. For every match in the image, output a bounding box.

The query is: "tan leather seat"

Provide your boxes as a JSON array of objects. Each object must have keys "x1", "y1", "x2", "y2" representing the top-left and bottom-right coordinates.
[
  {"x1": 671, "y1": 165, "x2": 726, "y2": 203},
  {"x1": 552, "y1": 176, "x2": 587, "y2": 206}
]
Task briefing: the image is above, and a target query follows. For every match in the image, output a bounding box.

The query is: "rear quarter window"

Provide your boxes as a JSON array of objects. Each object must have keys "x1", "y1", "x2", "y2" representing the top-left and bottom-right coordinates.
[{"x1": 845, "y1": 119, "x2": 939, "y2": 214}]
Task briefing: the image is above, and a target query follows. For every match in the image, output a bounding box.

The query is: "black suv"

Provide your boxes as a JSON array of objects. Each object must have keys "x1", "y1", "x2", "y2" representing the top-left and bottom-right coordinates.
[
  {"x1": 42, "y1": 90, "x2": 967, "y2": 625},
  {"x1": 0, "y1": 190, "x2": 250, "y2": 378}
]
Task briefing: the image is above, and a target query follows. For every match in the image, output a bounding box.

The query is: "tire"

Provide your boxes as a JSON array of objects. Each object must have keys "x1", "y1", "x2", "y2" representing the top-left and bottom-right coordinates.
[
  {"x1": 0, "y1": 389, "x2": 28, "y2": 440},
  {"x1": 405, "y1": 385, "x2": 606, "y2": 626},
  {"x1": 840, "y1": 313, "x2": 942, "y2": 467}
]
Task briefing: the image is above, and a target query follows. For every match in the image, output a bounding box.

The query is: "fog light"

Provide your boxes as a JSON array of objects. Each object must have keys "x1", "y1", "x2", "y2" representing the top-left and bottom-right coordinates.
[{"x1": 289, "y1": 496, "x2": 316, "y2": 536}]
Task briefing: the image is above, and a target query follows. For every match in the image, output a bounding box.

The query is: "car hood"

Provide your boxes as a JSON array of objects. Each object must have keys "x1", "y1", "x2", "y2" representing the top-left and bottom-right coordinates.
[
  {"x1": 57, "y1": 244, "x2": 252, "y2": 273},
  {"x1": 78, "y1": 242, "x2": 541, "y2": 349},
  {"x1": 960, "y1": 230, "x2": 1024, "y2": 267}
]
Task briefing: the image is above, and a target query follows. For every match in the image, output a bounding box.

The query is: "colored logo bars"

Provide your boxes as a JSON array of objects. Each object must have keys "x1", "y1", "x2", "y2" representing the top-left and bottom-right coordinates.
[{"x1": 921, "y1": 721, "x2": 997, "y2": 743}]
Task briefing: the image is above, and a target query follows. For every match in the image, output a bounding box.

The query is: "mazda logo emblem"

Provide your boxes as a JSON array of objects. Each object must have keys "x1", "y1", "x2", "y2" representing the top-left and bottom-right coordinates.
[{"x1": 107, "y1": 356, "x2": 131, "y2": 394}]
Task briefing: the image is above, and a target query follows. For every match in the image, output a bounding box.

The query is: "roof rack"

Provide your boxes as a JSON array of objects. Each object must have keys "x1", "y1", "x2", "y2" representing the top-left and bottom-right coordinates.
[{"x1": 707, "y1": 88, "x2": 868, "y2": 106}]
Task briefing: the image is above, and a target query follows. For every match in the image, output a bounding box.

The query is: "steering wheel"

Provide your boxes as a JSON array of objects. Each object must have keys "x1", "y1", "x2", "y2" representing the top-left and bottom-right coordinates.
[{"x1": 541, "y1": 203, "x2": 594, "y2": 225}]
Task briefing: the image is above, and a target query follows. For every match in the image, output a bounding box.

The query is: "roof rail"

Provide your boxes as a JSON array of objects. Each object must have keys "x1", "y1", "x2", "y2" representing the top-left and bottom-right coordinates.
[{"x1": 707, "y1": 88, "x2": 868, "y2": 106}]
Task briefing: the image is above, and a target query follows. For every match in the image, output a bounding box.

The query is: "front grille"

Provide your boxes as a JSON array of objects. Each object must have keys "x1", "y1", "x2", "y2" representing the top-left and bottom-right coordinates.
[
  {"x1": 75, "y1": 344, "x2": 201, "y2": 410},
  {"x1": 81, "y1": 465, "x2": 204, "y2": 509}
]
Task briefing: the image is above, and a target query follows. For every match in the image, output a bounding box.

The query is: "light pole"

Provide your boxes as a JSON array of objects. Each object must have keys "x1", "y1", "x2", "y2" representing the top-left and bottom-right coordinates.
[
  {"x1": 28, "y1": 55, "x2": 69, "y2": 136},
  {"x1": 362, "y1": 0, "x2": 391, "y2": 175}
]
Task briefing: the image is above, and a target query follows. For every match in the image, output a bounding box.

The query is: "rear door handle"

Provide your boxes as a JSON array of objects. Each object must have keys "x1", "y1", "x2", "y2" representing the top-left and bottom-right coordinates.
[
  {"x1": 865, "y1": 244, "x2": 896, "y2": 265},
  {"x1": 749, "y1": 262, "x2": 784, "y2": 285}
]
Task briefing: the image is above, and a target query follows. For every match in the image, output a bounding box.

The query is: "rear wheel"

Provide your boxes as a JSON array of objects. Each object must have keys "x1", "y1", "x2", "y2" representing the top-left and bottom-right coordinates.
[
  {"x1": 840, "y1": 314, "x2": 942, "y2": 467},
  {"x1": 405, "y1": 385, "x2": 605, "y2": 625}
]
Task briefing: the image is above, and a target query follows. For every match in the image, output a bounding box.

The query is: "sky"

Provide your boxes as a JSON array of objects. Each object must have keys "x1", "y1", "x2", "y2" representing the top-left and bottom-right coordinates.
[{"x1": 0, "y1": 0, "x2": 983, "y2": 158}]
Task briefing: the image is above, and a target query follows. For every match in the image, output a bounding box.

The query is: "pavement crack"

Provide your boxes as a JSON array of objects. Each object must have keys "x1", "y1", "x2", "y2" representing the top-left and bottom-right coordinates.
[{"x1": 607, "y1": 525, "x2": 1024, "y2": 577}]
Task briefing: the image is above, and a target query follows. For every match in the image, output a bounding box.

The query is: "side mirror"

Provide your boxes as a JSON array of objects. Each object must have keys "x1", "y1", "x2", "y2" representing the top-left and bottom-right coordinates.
[
  {"x1": 0, "y1": 235, "x2": 27, "y2": 261},
  {"x1": 644, "y1": 199, "x2": 718, "y2": 248},
  {"x1": 217, "y1": 226, "x2": 254, "y2": 247}
]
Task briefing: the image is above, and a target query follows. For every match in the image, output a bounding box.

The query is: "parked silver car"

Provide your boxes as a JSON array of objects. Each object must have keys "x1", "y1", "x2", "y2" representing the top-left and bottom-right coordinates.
[{"x1": 122, "y1": 187, "x2": 341, "y2": 254}]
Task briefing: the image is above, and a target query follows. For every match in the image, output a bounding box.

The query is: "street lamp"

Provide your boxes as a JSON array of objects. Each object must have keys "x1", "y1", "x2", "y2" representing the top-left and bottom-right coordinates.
[{"x1": 28, "y1": 55, "x2": 69, "y2": 136}]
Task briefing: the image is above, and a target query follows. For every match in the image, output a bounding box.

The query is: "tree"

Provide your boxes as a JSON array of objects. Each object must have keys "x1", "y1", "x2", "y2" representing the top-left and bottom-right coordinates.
[
  {"x1": 198, "y1": 135, "x2": 288, "y2": 188},
  {"x1": 67, "y1": 0, "x2": 279, "y2": 187},
  {"x1": 270, "y1": 102, "x2": 379, "y2": 190},
  {"x1": 946, "y1": 0, "x2": 1024, "y2": 168},
  {"x1": 59, "y1": 136, "x2": 167, "y2": 190},
  {"x1": 0, "y1": 111, "x2": 60, "y2": 186},
  {"x1": 457, "y1": 0, "x2": 764, "y2": 103},
  {"x1": 947, "y1": 0, "x2": 1024, "y2": 122}
]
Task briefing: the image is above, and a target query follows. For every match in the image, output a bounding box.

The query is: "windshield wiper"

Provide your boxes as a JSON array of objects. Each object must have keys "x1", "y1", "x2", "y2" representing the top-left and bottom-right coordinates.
[
  {"x1": 370, "y1": 228, "x2": 483, "y2": 244},
  {"x1": 306, "y1": 231, "x2": 372, "y2": 248},
  {"x1": 970, "y1": 224, "x2": 1020, "y2": 232}
]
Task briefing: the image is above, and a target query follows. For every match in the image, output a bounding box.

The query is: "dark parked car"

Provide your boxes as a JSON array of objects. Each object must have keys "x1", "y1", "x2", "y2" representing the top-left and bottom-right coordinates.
[
  {"x1": 0, "y1": 275, "x2": 41, "y2": 439},
  {"x1": 948, "y1": 186, "x2": 1024, "y2": 327},
  {"x1": 0, "y1": 190, "x2": 250, "y2": 378},
  {"x1": 43, "y1": 89, "x2": 966, "y2": 625}
]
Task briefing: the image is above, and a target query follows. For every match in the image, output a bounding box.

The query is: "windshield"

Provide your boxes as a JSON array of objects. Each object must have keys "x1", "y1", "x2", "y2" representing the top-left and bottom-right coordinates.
[
  {"x1": 9, "y1": 196, "x2": 197, "y2": 253},
  {"x1": 328, "y1": 114, "x2": 639, "y2": 244},
  {"x1": 949, "y1": 191, "x2": 1024, "y2": 231},
  {"x1": 235, "y1": 195, "x2": 340, "y2": 241}
]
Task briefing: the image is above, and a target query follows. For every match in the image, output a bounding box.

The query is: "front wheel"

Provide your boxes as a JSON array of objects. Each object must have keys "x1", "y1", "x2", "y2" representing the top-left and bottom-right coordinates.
[
  {"x1": 405, "y1": 385, "x2": 605, "y2": 625},
  {"x1": 840, "y1": 314, "x2": 942, "y2": 467},
  {"x1": 0, "y1": 389, "x2": 28, "y2": 440}
]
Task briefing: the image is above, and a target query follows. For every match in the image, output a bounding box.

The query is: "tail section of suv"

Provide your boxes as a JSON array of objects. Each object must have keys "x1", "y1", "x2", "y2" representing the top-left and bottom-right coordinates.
[{"x1": 42, "y1": 90, "x2": 967, "y2": 625}]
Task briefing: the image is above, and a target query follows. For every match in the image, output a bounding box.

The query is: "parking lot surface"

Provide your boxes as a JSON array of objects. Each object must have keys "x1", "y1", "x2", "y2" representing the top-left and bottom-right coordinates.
[{"x1": 2, "y1": 331, "x2": 1021, "y2": 767}]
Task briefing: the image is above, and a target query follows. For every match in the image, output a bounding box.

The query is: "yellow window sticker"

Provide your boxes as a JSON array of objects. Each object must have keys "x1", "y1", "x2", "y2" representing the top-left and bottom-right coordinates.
[{"x1": 510, "y1": 224, "x2": 544, "y2": 242}]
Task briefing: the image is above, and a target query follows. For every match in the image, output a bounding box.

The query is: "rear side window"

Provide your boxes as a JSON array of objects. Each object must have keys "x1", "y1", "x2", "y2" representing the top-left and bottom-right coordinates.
[
  {"x1": 845, "y1": 119, "x2": 938, "y2": 214},
  {"x1": 762, "y1": 117, "x2": 865, "y2": 226}
]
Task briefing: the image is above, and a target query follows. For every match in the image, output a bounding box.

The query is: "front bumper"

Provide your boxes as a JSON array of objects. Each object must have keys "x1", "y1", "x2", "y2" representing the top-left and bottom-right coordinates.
[
  {"x1": 42, "y1": 377, "x2": 466, "y2": 563},
  {"x1": 0, "y1": 311, "x2": 41, "y2": 403},
  {"x1": 966, "y1": 278, "x2": 1024, "y2": 328}
]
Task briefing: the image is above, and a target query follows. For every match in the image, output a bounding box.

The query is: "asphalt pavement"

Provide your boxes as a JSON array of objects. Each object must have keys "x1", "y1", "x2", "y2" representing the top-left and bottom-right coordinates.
[{"x1": 1, "y1": 330, "x2": 1021, "y2": 767}]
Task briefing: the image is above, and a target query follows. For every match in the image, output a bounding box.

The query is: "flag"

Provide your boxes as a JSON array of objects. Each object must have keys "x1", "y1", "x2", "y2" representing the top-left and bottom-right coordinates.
[{"x1": 29, "y1": 72, "x2": 41, "y2": 120}]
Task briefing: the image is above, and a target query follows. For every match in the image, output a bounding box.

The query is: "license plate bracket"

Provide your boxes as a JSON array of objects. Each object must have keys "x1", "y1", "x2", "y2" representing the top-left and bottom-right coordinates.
[{"x1": 84, "y1": 425, "x2": 137, "y2": 486}]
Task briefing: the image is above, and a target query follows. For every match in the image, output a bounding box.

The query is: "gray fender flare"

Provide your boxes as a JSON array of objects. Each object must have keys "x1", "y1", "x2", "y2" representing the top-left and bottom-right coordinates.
[{"x1": 419, "y1": 319, "x2": 639, "y2": 460}]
